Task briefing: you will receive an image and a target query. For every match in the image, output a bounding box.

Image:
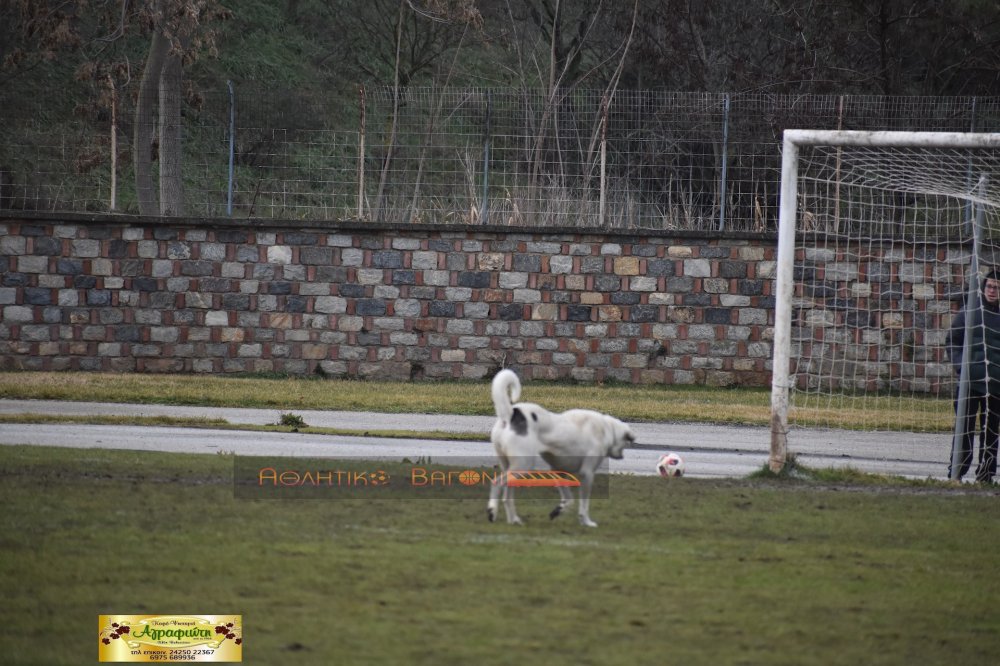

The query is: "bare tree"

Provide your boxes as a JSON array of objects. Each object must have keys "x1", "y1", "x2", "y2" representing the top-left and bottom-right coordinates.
[
  {"x1": 848, "y1": 0, "x2": 1000, "y2": 95},
  {"x1": 279, "y1": 1, "x2": 1000, "y2": 96},
  {"x1": 610, "y1": 0, "x2": 1000, "y2": 95},
  {"x1": 371, "y1": 0, "x2": 483, "y2": 220},
  {"x1": 2, "y1": 0, "x2": 230, "y2": 216},
  {"x1": 131, "y1": 1, "x2": 230, "y2": 215},
  {"x1": 314, "y1": 0, "x2": 482, "y2": 85}
]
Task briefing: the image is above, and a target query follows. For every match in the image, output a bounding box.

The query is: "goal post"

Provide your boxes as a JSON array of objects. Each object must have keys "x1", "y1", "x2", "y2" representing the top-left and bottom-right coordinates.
[{"x1": 770, "y1": 130, "x2": 1000, "y2": 475}]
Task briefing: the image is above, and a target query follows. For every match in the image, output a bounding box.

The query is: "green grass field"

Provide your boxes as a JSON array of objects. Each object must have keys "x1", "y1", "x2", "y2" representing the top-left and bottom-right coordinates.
[{"x1": 1, "y1": 445, "x2": 998, "y2": 665}]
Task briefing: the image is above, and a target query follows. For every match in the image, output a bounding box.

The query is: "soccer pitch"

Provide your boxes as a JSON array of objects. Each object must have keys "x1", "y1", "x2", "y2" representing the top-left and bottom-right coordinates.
[{"x1": 1, "y1": 445, "x2": 997, "y2": 665}]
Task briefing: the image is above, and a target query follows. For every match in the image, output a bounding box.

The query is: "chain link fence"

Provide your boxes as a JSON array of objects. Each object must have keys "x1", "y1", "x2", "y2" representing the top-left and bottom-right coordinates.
[{"x1": 2, "y1": 86, "x2": 997, "y2": 230}]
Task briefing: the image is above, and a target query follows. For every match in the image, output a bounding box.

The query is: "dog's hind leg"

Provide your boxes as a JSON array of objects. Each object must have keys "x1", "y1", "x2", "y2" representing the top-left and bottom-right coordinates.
[
  {"x1": 501, "y1": 457, "x2": 535, "y2": 525},
  {"x1": 502, "y1": 484, "x2": 523, "y2": 525},
  {"x1": 549, "y1": 486, "x2": 574, "y2": 520},
  {"x1": 487, "y1": 457, "x2": 510, "y2": 523},
  {"x1": 487, "y1": 475, "x2": 502, "y2": 523}
]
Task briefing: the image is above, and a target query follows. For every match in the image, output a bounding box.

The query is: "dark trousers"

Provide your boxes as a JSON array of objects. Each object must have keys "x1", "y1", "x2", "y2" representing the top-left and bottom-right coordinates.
[{"x1": 951, "y1": 389, "x2": 1000, "y2": 481}]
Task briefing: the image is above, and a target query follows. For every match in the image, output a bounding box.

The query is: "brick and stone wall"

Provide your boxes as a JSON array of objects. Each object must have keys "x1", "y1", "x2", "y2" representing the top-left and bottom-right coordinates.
[
  {"x1": 0, "y1": 213, "x2": 781, "y2": 385},
  {"x1": 791, "y1": 245, "x2": 965, "y2": 396}
]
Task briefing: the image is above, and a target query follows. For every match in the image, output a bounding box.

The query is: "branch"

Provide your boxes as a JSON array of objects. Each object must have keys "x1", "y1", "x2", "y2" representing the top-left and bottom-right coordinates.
[{"x1": 95, "y1": 0, "x2": 131, "y2": 43}]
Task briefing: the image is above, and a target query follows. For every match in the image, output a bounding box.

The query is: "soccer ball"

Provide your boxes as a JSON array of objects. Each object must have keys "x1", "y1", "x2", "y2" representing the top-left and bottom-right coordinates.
[{"x1": 656, "y1": 453, "x2": 685, "y2": 478}]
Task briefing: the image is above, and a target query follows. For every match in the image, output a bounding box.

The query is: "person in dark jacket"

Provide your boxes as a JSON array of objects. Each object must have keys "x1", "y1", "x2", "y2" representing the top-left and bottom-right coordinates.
[{"x1": 947, "y1": 269, "x2": 1000, "y2": 483}]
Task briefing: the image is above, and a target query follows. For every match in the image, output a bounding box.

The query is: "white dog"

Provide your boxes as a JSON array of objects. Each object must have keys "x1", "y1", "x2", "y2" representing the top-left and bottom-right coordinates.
[{"x1": 487, "y1": 369, "x2": 635, "y2": 528}]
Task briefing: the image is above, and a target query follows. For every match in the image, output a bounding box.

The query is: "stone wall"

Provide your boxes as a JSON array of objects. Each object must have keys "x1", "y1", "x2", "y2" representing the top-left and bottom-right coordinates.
[
  {"x1": 791, "y1": 245, "x2": 963, "y2": 396},
  {"x1": 0, "y1": 213, "x2": 779, "y2": 385}
]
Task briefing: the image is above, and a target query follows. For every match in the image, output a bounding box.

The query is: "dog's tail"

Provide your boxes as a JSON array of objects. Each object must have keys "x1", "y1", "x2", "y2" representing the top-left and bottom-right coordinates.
[{"x1": 491, "y1": 369, "x2": 521, "y2": 423}]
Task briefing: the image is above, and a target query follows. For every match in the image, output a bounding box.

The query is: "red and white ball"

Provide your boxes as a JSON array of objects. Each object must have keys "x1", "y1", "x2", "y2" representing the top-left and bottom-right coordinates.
[{"x1": 656, "y1": 452, "x2": 685, "y2": 478}]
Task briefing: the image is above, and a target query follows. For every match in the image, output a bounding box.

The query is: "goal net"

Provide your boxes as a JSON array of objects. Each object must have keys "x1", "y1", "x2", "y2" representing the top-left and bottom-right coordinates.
[{"x1": 769, "y1": 130, "x2": 1000, "y2": 475}]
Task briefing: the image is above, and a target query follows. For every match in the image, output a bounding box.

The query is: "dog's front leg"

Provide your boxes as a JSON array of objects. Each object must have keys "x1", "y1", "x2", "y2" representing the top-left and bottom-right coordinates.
[{"x1": 577, "y1": 474, "x2": 598, "y2": 528}]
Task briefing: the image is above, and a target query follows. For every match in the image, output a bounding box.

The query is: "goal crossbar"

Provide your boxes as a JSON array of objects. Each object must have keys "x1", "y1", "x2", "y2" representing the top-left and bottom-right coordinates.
[
  {"x1": 769, "y1": 129, "x2": 1000, "y2": 473},
  {"x1": 783, "y1": 129, "x2": 1000, "y2": 149}
]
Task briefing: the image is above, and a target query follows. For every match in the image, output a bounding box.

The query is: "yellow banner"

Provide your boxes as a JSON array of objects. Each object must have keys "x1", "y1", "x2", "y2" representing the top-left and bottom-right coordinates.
[{"x1": 98, "y1": 615, "x2": 242, "y2": 662}]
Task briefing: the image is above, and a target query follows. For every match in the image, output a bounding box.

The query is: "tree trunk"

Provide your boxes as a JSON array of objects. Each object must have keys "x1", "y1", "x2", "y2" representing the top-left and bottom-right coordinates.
[
  {"x1": 158, "y1": 51, "x2": 184, "y2": 216},
  {"x1": 134, "y1": 30, "x2": 169, "y2": 216}
]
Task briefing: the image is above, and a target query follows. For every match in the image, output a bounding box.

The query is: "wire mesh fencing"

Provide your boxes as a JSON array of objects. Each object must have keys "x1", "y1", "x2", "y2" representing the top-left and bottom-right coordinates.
[{"x1": 1, "y1": 85, "x2": 997, "y2": 230}]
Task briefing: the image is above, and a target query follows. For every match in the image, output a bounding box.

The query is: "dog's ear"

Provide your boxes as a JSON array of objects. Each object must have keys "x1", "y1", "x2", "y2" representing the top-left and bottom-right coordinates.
[{"x1": 510, "y1": 407, "x2": 529, "y2": 436}]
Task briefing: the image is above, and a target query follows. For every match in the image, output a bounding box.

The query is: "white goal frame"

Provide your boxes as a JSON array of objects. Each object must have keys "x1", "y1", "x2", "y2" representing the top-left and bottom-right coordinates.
[{"x1": 769, "y1": 129, "x2": 1000, "y2": 473}]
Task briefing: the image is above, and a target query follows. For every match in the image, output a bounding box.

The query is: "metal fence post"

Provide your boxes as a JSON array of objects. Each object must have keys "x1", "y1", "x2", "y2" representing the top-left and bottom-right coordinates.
[
  {"x1": 226, "y1": 81, "x2": 235, "y2": 216},
  {"x1": 718, "y1": 93, "x2": 730, "y2": 231},
  {"x1": 481, "y1": 89, "x2": 491, "y2": 224},
  {"x1": 599, "y1": 93, "x2": 608, "y2": 228},
  {"x1": 109, "y1": 74, "x2": 118, "y2": 212},
  {"x1": 358, "y1": 85, "x2": 366, "y2": 220}
]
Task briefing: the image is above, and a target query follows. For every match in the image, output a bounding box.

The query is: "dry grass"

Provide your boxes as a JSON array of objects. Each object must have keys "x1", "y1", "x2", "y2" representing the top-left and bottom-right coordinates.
[{"x1": 0, "y1": 371, "x2": 954, "y2": 431}]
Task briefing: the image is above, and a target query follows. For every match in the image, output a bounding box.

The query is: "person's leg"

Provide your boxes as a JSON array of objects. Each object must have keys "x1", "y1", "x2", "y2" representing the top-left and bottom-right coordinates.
[
  {"x1": 978, "y1": 393, "x2": 1000, "y2": 483},
  {"x1": 952, "y1": 388, "x2": 980, "y2": 479}
]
